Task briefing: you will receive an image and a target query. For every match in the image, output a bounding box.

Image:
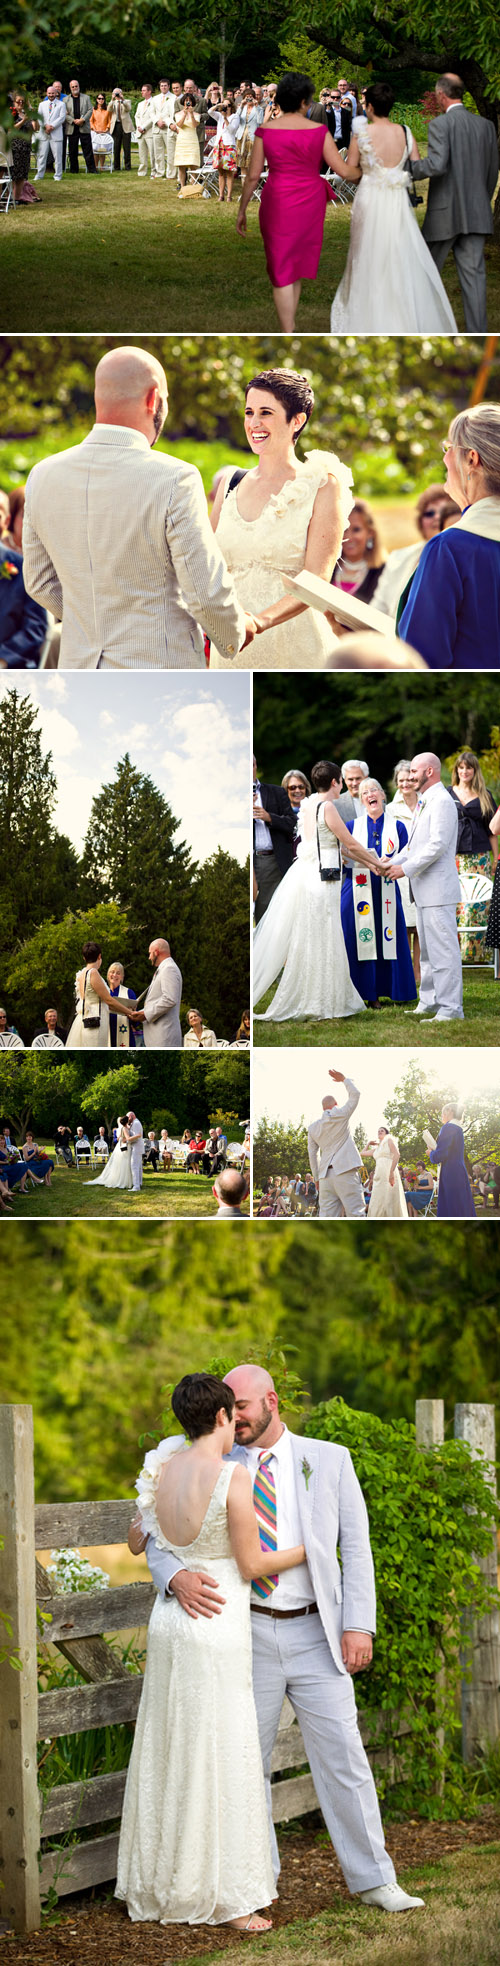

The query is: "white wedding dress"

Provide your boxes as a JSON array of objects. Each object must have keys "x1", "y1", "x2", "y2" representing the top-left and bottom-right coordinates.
[
  {"x1": 84, "y1": 1124, "x2": 133, "y2": 1190},
  {"x1": 367, "y1": 1136, "x2": 408, "y2": 1219},
  {"x1": 66, "y1": 968, "x2": 110, "y2": 1049},
  {"x1": 330, "y1": 123, "x2": 457, "y2": 332},
  {"x1": 116, "y1": 1450, "x2": 276, "y2": 1925},
  {"x1": 210, "y1": 451, "x2": 353, "y2": 670},
  {"x1": 254, "y1": 794, "x2": 364, "y2": 1021}
]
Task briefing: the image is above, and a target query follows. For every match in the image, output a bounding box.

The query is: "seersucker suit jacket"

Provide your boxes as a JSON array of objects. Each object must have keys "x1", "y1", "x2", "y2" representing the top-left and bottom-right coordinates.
[
  {"x1": 394, "y1": 781, "x2": 460, "y2": 908},
  {"x1": 308, "y1": 1079, "x2": 362, "y2": 1182},
  {"x1": 142, "y1": 958, "x2": 183, "y2": 1048},
  {"x1": 22, "y1": 426, "x2": 247, "y2": 669},
  {"x1": 140, "y1": 1428, "x2": 377, "y2": 1674}
]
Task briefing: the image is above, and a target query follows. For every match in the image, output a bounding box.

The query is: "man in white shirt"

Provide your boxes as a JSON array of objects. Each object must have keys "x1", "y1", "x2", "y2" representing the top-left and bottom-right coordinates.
[
  {"x1": 35, "y1": 85, "x2": 66, "y2": 180},
  {"x1": 135, "y1": 84, "x2": 156, "y2": 176},
  {"x1": 152, "y1": 80, "x2": 177, "y2": 176},
  {"x1": 381, "y1": 751, "x2": 463, "y2": 1020}
]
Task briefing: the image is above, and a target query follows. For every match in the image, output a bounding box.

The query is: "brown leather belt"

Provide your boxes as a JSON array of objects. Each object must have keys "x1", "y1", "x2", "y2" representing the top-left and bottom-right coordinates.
[{"x1": 251, "y1": 1601, "x2": 318, "y2": 1620}]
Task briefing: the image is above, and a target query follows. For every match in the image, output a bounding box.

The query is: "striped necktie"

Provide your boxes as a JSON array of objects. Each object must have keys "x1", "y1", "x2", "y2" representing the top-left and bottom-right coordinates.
[{"x1": 252, "y1": 1450, "x2": 278, "y2": 1598}]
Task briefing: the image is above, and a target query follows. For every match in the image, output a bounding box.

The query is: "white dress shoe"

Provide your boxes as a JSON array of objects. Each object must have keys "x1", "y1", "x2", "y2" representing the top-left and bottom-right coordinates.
[
  {"x1": 432, "y1": 1009, "x2": 464, "y2": 1021},
  {"x1": 404, "y1": 1003, "x2": 435, "y2": 1015},
  {"x1": 358, "y1": 1884, "x2": 425, "y2": 1912}
]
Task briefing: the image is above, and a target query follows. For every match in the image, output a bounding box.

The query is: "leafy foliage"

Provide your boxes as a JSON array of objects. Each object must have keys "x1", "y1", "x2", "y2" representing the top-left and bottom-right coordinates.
[
  {"x1": 307, "y1": 1396, "x2": 499, "y2": 1808},
  {"x1": 253, "y1": 676, "x2": 500, "y2": 793}
]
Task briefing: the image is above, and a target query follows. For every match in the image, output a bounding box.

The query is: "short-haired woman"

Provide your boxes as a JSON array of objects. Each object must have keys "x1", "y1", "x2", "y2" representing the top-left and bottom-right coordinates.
[
  {"x1": 236, "y1": 71, "x2": 361, "y2": 329},
  {"x1": 183, "y1": 1008, "x2": 217, "y2": 1048},
  {"x1": 330, "y1": 80, "x2": 457, "y2": 332},
  {"x1": 210, "y1": 366, "x2": 353, "y2": 669},
  {"x1": 399, "y1": 405, "x2": 500, "y2": 667},
  {"x1": 90, "y1": 94, "x2": 113, "y2": 168},
  {"x1": 66, "y1": 942, "x2": 137, "y2": 1047}
]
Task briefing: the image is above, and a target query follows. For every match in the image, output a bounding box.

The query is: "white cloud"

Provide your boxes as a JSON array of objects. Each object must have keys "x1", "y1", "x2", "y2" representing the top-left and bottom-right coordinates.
[
  {"x1": 54, "y1": 772, "x2": 102, "y2": 848},
  {"x1": 36, "y1": 706, "x2": 81, "y2": 760},
  {"x1": 159, "y1": 699, "x2": 249, "y2": 863},
  {"x1": 99, "y1": 710, "x2": 115, "y2": 729}
]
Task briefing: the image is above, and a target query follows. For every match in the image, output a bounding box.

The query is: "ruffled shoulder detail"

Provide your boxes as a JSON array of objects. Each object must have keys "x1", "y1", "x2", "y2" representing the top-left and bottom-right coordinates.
[
  {"x1": 266, "y1": 450, "x2": 353, "y2": 528},
  {"x1": 135, "y1": 1433, "x2": 187, "y2": 1548}
]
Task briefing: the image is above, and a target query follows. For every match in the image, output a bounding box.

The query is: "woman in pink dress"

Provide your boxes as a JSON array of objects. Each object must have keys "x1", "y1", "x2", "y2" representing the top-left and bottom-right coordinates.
[{"x1": 236, "y1": 72, "x2": 359, "y2": 330}]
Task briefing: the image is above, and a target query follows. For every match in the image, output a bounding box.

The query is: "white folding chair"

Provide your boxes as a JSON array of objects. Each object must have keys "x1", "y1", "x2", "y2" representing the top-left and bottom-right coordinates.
[{"x1": 0, "y1": 153, "x2": 13, "y2": 214}]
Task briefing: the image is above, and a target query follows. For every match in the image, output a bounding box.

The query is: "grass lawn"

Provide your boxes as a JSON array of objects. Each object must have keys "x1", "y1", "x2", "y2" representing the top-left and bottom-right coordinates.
[
  {"x1": 4, "y1": 168, "x2": 498, "y2": 332},
  {"x1": 200, "y1": 1845, "x2": 500, "y2": 1966},
  {"x1": 254, "y1": 971, "x2": 499, "y2": 1047},
  {"x1": 7, "y1": 1158, "x2": 249, "y2": 1219}
]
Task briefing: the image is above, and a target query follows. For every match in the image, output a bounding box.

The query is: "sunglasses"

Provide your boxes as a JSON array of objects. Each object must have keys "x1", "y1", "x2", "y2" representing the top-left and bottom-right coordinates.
[{"x1": 422, "y1": 506, "x2": 442, "y2": 519}]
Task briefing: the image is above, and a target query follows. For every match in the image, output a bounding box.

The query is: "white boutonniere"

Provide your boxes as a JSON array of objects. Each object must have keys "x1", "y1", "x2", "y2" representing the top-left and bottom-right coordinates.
[{"x1": 301, "y1": 1455, "x2": 313, "y2": 1490}]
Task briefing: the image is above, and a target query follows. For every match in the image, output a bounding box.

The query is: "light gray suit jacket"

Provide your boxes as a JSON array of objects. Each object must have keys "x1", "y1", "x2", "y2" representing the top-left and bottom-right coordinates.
[
  {"x1": 395, "y1": 781, "x2": 460, "y2": 907},
  {"x1": 65, "y1": 93, "x2": 93, "y2": 135},
  {"x1": 308, "y1": 1080, "x2": 362, "y2": 1181},
  {"x1": 143, "y1": 958, "x2": 182, "y2": 1048},
  {"x1": 22, "y1": 426, "x2": 247, "y2": 669},
  {"x1": 142, "y1": 1429, "x2": 376, "y2": 1674},
  {"x1": 412, "y1": 105, "x2": 499, "y2": 240}
]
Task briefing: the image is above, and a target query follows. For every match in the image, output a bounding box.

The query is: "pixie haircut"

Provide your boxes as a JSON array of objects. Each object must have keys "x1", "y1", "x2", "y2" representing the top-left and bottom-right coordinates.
[
  {"x1": 275, "y1": 72, "x2": 314, "y2": 114},
  {"x1": 311, "y1": 759, "x2": 341, "y2": 791},
  {"x1": 171, "y1": 1372, "x2": 235, "y2": 1439},
  {"x1": 364, "y1": 81, "x2": 395, "y2": 116},
  {"x1": 82, "y1": 941, "x2": 102, "y2": 963},
  {"x1": 245, "y1": 368, "x2": 314, "y2": 434}
]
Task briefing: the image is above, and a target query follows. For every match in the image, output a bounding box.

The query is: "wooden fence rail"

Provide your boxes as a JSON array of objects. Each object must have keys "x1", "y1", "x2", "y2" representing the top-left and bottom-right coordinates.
[{"x1": 1, "y1": 1400, "x2": 498, "y2": 1935}]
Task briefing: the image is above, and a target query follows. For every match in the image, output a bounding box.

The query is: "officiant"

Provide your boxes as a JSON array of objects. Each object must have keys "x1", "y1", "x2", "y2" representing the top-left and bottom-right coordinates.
[
  {"x1": 340, "y1": 778, "x2": 417, "y2": 1007},
  {"x1": 106, "y1": 961, "x2": 139, "y2": 1048}
]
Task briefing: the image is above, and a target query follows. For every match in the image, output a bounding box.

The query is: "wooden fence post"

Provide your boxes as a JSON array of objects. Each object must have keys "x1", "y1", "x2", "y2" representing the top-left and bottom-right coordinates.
[
  {"x1": 0, "y1": 1407, "x2": 40, "y2": 1934},
  {"x1": 454, "y1": 1402, "x2": 500, "y2": 1762},
  {"x1": 415, "y1": 1399, "x2": 444, "y2": 1450}
]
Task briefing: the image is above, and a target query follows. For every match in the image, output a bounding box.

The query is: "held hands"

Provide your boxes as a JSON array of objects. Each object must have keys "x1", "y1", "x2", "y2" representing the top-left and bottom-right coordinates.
[
  {"x1": 170, "y1": 1568, "x2": 226, "y2": 1620},
  {"x1": 242, "y1": 613, "x2": 259, "y2": 649},
  {"x1": 342, "y1": 1630, "x2": 373, "y2": 1673}
]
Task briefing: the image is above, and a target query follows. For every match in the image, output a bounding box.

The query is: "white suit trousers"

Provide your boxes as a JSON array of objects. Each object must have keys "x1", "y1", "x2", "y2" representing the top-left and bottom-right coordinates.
[
  {"x1": 251, "y1": 1612, "x2": 395, "y2": 1893},
  {"x1": 35, "y1": 133, "x2": 63, "y2": 179},
  {"x1": 153, "y1": 129, "x2": 168, "y2": 175},
  {"x1": 166, "y1": 128, "x2": 178, "y2": 176},
  {"x1": 318, "y1": 1168, "x2": 366, "y2": 1219},
  {"x1": 130, "y1": 1143, "x2": 143, "y2": 1191},
  {"x1": 137, "y1": 130, "x2": 155, "y2": 175},
  {"x1": 417, "y1": 904, "x2": 463, "y2": 1018}
]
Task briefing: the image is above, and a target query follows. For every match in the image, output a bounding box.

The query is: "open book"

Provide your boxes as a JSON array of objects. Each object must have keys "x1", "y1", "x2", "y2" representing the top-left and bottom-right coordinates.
[{"x1": 281, "y1": 570, "x2": 398, "y2": 638}]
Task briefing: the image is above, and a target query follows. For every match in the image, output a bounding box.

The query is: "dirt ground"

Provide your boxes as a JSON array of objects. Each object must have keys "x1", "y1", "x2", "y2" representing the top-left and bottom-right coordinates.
[{"x1": 1, "y1": 1808, "x2": 499, "y2": 1965}]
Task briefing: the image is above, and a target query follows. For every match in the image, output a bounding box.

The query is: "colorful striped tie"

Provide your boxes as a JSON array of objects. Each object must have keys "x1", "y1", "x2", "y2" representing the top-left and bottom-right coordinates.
[{"x1": 252, "y1": 1451, "x2": 278, "y2": 1598}]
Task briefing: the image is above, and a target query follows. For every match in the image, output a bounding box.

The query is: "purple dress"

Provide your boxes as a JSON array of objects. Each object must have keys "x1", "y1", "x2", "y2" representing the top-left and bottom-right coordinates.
[{"x1": 259, "y1": 125, "x2": 333, "y2": 286}]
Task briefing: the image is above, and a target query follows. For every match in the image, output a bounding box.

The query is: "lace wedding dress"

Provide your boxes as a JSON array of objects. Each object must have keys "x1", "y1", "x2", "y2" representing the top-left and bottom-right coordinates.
[
  {"x1": 367, "y1": 1136, "x2": 408, "y2": 1219},
  {"x1": 210, "y1": 451, "x2": 353, "y2": 670},
  {"x1": 84, "y1": 1124, "x2": 133, "y2": 1190},
  {"x1": 254, "y1": 794, "x2": 365, "y2": 1021},
  {"x1": 330, "y1": 124, "x2": 457, "y2": 332},
  {"x1": 65, "y1": 968, "x2": 110, "y2": 1049},
  {"x1": 116, "y1": 1450, "x2": 275, "y2": 1924}
]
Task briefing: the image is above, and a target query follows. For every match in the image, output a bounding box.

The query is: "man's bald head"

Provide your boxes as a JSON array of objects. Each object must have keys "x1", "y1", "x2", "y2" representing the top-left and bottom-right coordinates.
[
  {"x1": 149, "y1": 937, "x2": 170, "y2": 966},
  {"x1": 94, "y1": 347, "x2": 168, "y2": 444},
  {"x1": 222, "y1": 1363, "x2": 282, "y2": 1448},
  {"x1": 214, "y1": 1169, "x2": 248, "y2": 1209},
  {"x1": 410, "y1": 752, "x2": 441, "y2": 793},
  {"x1": 322, "y1": 1094, "x2": 336, "y2": 1111}
]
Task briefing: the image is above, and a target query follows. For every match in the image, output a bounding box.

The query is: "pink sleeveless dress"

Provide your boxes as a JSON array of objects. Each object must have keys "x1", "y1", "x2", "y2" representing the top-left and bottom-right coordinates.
[{"x1": 259, "y1": 124, "x2": 333, "y2": 285}]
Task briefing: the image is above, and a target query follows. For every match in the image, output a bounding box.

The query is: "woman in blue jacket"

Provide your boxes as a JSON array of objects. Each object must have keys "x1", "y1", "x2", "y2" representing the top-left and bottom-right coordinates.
[{"x1": 399, "y1": 403, "x2": 500, "y2": 669}]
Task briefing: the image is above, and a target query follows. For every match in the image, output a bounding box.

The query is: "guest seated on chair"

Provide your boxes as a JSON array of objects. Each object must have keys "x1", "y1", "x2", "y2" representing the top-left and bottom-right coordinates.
[
  {"x1": 0, "y1": 1133, "x2": 28, "y2": 1197},
  {"x1": 54, "y1": 1124, "x2": 73, "y2": 1165},
  {"x1": 0, "y1": 535, "x2": 48, "y2": 670},
  {"x1": 74, "y1": 1126, "x2": 92, "y2": 1161},
  {"x1": 22, "y1": 1131, "x2": 54, "y2": 1185},
  {"x1": 183, "y1": 1007, "x2": 217, "y2": 1048},
  {"x1": 32, "y1": 1007, "x2": 66, "y2": 1048},
  {"x1": 93, "y1": 1126, "x2": 110, "y2": 1160},
  {"x1": 143, "y1": 1130, "x2": 160, "y2": 1172},
  {"x1": 185, "y1": 1130, "x2": 206, "y2": 1171}
]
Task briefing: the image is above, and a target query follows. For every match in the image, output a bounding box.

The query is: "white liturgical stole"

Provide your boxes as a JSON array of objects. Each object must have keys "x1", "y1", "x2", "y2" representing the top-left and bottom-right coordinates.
[{"x1": 352, "y1": 813, "x2": 398, "y2": 961}]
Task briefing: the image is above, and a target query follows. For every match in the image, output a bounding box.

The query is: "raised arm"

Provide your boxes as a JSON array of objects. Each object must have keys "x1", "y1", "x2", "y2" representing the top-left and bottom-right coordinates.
[
  {"x1": 323, "y1": 129, "x2": 361, "y2": 180},
  {"x1": 227, "y1": 1464, "x2": 304, "y2": 1579}
]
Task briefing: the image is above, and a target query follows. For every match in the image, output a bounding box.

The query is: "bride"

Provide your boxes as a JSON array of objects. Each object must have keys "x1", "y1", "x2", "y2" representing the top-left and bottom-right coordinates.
[
  {"x1": 366, "y1": 1127, "x2": 408, "y2": 1218},
  {"x1": 66, "y1": 941, "x2": 138, "y2": 1049},
  {"x1": 253, "y1": 761, "x2": 380, "y2": 1021},
  {"x1": 84, "y1": 1116, "x2": 133, "y2": 1190},
  {"x1": 330, "y1": 82, "x2": 457, "y2": 332},
  {"x1": 116, "y1": 1373, "x2": 304, "y2": 1928},
  {"x1": 209, "y1": 367, "x2": 353, "y2": 669}
]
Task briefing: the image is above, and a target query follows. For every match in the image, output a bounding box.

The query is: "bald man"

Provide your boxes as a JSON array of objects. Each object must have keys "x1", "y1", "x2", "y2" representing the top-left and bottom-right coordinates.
[
  {"x1": 380, "y1": 752, "x2": 463, "y2": 1020},
  {"x1": 130, "y1": 1364, "x2": 423, "y2": 1915},
  {"x1": 410, "y1": 74, "x2": 499, "y2": 333},
  {"x1": 213, "y1": 1169, "x2": 249, "y2": 1216},
  {"x1": 22, "y1": 347, "x2": 254, "y2": 669},
  {"x1": 129, "y1": 937, "x2": 182, "y2": 1047}
]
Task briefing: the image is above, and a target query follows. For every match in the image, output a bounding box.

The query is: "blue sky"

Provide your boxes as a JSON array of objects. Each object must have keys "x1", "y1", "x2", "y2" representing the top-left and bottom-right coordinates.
[{"x1": 4, "y1": 672, "x2": 251, "y2": 866}]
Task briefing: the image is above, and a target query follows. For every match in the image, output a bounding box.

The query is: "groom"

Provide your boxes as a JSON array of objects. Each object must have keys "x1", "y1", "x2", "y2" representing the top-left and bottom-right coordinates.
[
  {"x1": 308, "y1": 1070, "x2": 366, "y2": 1218},
  {"x1": 22, "y1": 345, "x2": 258, "y2": 668},
  {"x1": 125, "y1": 1112, "x2": 144, "y2": 1191},
  {"x1": 380, "y1": 752, "x2": 463, "y2": 1021},
  {"x1": 130, "y1": 1365, "x2": 423, "y2": 1914}
]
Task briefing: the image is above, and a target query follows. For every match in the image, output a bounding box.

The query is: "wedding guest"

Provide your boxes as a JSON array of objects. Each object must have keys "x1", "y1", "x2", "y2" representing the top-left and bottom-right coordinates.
[
  {"x1": 32, "y1": 1007, "x2": 66, "y2": 1047},
  {"x1": 0, "y1": 534, "x2": 48, "y2": 669},
  {"x1": 143, "y1": 1130, "x2": 159, "y2": 1172},
  {"x1": 165, "y1": 81, "x2": 183, "y2": 176},
  {"x1": 485, "y1": 802, "x2": 500, "y2": 972},
  {"x1": 340, "y1": 761, "x2": 370, "y2": 814},
  {"x1": 202, "y1": 1127, "x2": 220, "y2": 1174},
  {"x1": 151, "y1": 80, "x2": 176, "y2": 177},
  {"x1": 107, "y1": 961, "x2": 138, "y2": 1047},
  {"x1": 158, "y1": 1129, "x2": 175, "y2": 1169},
  {"x1": 281, "y1": 769, "x2": 311, "y2": 810},
  {"x1": 0, "y1": 1007, "x2": 24, "y2": 1048},
  {"x1": 448, "y1": 749, "x2": 498, "y2": 962},
  {"x1": 331, "y1": 502, "x2": 385, "y2": 608},
  {"x1": 213, "y1": 1168, "x2": 249, "y2": 1216},
  {"x1": 107, "y1": 89, "x2": 133, "y2": 171},
  {"x1": 54, "y1": 1125, "x2": 73, "y2": 1165},
  {"x1": 22, "y1": 1131, "x2": 54, "y2": 1185},
  {"x1": 183, "y1": 1007, "x2": 217, "y2": 1048},
  {"x1": 6, "y1": 488, "x2": 26, "y2": 550},
  {"x1": 385, "y1": 760, "x2": 421, "y2": 983},
  {"x1": 0, "y1": 1134, "x2": 28, "y2": 1200},
  {"x1": 174, "y1": 92, "x2": 201, "y2": 187},
  {"x1": 135, "y1": 85, "x2": 156, "y2": 177},
  {"x1": 231, "y1": 1010, "x2": 251, "y2": 1042},
  {"x1": 90, "y1": 94, "x2": 112, "y2": 169},
  {"x1": 423, "y1": 1104, "x2": 476, "y2": 1217},
  {"x1": 185, "y1": 1131, "x2": 206, "y2": 1172},
  {"x1": 325, "y1": 633, "x2": 426, "y2": 671},
  {"x1": 67, "y1": 79, "x2": 97, "y2": 173},
  {"x1": 35, "y1": 84, "x2": 66, "y2": 181},
  {"x1": 213, "y1": 102, "x2": 238, "y2": 201},
  {"x1": 75, "y1": 1126, "x2": 92, "y2": 1160},
  {"x1": 253, "y1": 753, "x2": 295, "y2": 922},
  {"x1": 376, "y1": 485, "x2": 461, "y2": 620},
  {"x1": 6, "y1": 92, "x2": 39, "y2": 205},
  {"x1": 341, "y1": 777, "x2": 417, "y2": 1008},
  {"x1": 399, "y1": 404, "x2": 500, "y2": 668},
  {"x1": 93, "y1": 1126, "x2": 110, "y2": 1159},
  {"x1": 237, "y1": 71, "x2": 359, "y2": 330}
]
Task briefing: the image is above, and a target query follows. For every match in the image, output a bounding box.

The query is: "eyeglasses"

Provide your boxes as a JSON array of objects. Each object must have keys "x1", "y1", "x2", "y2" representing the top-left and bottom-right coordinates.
[{"x1": 422, "y1": 505, "x2": 442, "y2": 520}]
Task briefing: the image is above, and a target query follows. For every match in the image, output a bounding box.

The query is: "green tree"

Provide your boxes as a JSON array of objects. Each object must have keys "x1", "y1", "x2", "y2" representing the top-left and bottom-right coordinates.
[
  {"x1": 78, "y1": 754, "x2": 193, "y2": 952},
  {"x1": 0, "y1": 1053, "x2": 85, "y2": 1138},
  {"x1": 253, "y1": 676, "x2": 500, "y2": 792},
  {"x1": 79, "y1": 1064, "x2": 141, "y2": 1134},
  {"x1": 189, "y1": 850, "x2": 249, "y2": 1038},
  {"x1": 0, "y1": 691, "x2": 79, "y2": 975},
  {"x1": 5, "y1": 902, "x2": 131, "y2": 1042},
  {"x1": 384, "y1": 1060, "x2": 500, "y2": 1167},
  {"x1": 301, "y1": 0, "x2": 500, "y2": 123},
  {"x1": 253, "y1": 1116, "x2": 309, "y2": 1187}
]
